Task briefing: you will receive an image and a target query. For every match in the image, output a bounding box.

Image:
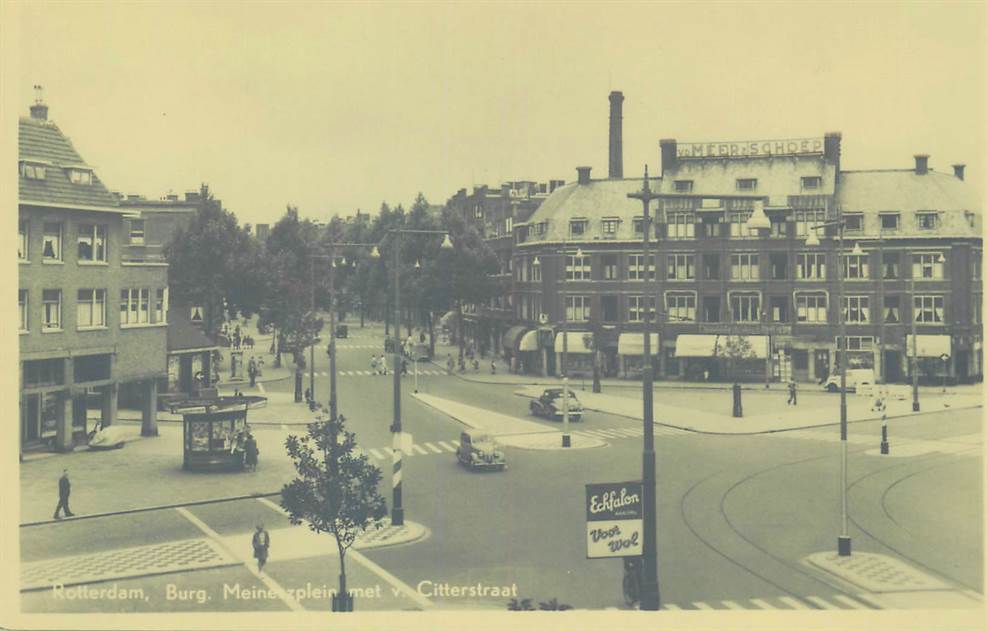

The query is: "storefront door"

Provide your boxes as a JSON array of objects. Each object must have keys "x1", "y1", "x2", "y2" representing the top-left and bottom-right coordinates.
[
  {"x1": 814, "y1": 349, "x2": 830, "y2": 382},
  {"x1": 21, "y1": 394, "x2": 40, "y2": 444}
]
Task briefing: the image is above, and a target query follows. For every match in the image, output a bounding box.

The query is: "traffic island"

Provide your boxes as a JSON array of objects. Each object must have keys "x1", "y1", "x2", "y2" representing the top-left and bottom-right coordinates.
[{"x1": 498, "y1": 432, "x2": 605, "y2": 450}]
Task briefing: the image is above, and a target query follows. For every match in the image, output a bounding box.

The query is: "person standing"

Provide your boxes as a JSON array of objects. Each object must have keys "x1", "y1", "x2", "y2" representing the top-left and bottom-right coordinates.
[
  {"x1": 252, "y1": 524, "x2": 270, "y2": 573},
  {"x1": 53, "y1": 469, "x2": 74, "y2": 519},
  {"x1": 787, "y1": 379, "x2": 798, "y2": 406},
  {"x1": 370, "y1": 354, "x2": 378, "y2": 375},
  {"x1": 244, "y1": 433, "x2": 259, "y2": 472},
  {"x1": 446, "y1": 354, "x2": 454, "y2": 375},
  {"x1": 248, "y1": 356, "x2": 258, "y2": 388}
]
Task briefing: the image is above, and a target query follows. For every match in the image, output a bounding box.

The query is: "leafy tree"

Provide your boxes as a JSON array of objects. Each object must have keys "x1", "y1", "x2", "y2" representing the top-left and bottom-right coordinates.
[
  {"x1": 281, "y1": 411, "x2": 387, "y2": 612},
  {"x1": 717, "y1": 335, "x2": 756, "y2": 380},
  {"x1": 164, "y1": 184, "x2": 262, "y2": 337}
]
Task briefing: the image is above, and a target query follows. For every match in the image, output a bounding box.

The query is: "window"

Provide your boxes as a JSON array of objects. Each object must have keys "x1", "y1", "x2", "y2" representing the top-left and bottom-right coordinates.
[
  {"x1": 730, "y1": 253, "x2": 759, "y2": 280},
  {"x1": 667, "y1": 212, "x2": 695, "y2": 239},
  {"x1": 667, "y1": 254, "x2": 695, "y2": 280},
  {"x1": 912, "y1": 253, "x2": 945, "y2": 280},
  {"x1": 700, "y1": 218, "x2": 721, "y2": 238},
  {"x1": 674, "y1": 180, "x2": 694, "y2": 193},
  {"x1": 42, "y1": 289, "x2": 61, "y2": 330},
  {"x1": 916, "y1": 212, "x2": 938, "y2": 230},
  {"x1": 77, "y1": 289, "x2": 107, "y2": 328},
  {"x1": 736, "y1": 178, "x2": 757, "y2": 191},
  {"x1": 569, "y1": 219, "x2": 588, "y2": 236},
  {"x1": 769, "y1": 252, "x2": 787, "y2": 280},
  {"x1": 155, "y1": 288, "x2": 169, "y2": 323},
  {"x1": 729, "y1": 212, "x2": 758, "y2": 238},
  {"x1": 882, "y1": 252, "x2": 899, "y2": 279},
  {"x1": 795, "y1": 209, "x2": 825, "y2": 237},
  {"x1": 883, "y1": 296, "x2": 900, "y2": 323},
  {"x1": 843, "y1": 213, "x2": 863, "y2": 232},
  {"x1": 795, "y1": 292, "x2": 828, "y2": 323},
  {"x1": 68, "y1": 169, "x2": 93, "y2": 185},
  {"x1": 19, "y1": 290, "x2": 28, "y2": 331},
  {"x1": 769, "y1": 296, "x2": 788, "y2": 322},
  {"x1": 601, "y1": 295, "x2": 618, "y2": 322},
  {"x1": 628, "y1": 254, "x2": 655, "y2": 280},
  {"x1": 769, "y1": 219, "x2": 786, "y2": 238},
  {"x1": 128, "y1": 219, "x2": 145, "y2": 245},
  {"x1": 20, "y1": 161, "x2": 47, "y2": 180},
  {"x1": 843, "y1": 296, "x2": 870, "y2": 323},
  {"x1": 840, "y1": 336, "x2": 874, "y2": 351},
  {"x1": 602, "y1": 255, "x2": 618, "y2": 280},
  {"x1": 565, "y1": 255, "x2": 591, "y2": 280},
  {"x1": 973, "y1": 294, "x2": 982, "y2": 324},
  {"x1": 77, "y1": 224, "x2": 108, "y2": 262},
  {"x1": 703, "y1": 253, "x2": 720, "y2": 280},
  {"x1": 628, "y1": 296, "x2": 655, "y2": 322},
  {"x1": 880, "y1": 213, "x2": 900, "y2": 231},
  {"x1": 532, "y1": 222, "x2": 547, "y2": 236},
  {"x1": 120, "y1": 288, "x2": 150, "y2": 325},
  {"x1": 505, "y1": 216, "x2": 513, "y2": 234},
  {"x1": 965, "y1": 212, "x2": 976, "y2": 229},
  {"x1": 801, "y1": 176, "x2": 822, "y2": 190},
  {"x1": 974, "y1": 250, "x2": 982, "y2": 280},
  {"x1": 42, "y1": 222, "x2": 62, "y2": 261},
  {"x1": 19, "y1": 219, "x2": 28, "y2": 260},
  {"x1": 702, "y1": 296, "x2": 721, "y2": 322},
  {"x1": 730, "y1": 292, "x2": 760, "y2": 322},
  {"x1": 913, "y1": 295, "x2": 944, "y2": 323},
  {"x1": 531, "y1": 259, "x2": 542, "y2": 282},
  {"x1": 601, "y1": 218, "x2": 620, "y2": 238},
  {"x1": 565, "y1": 296, "x2": 590, "y2": 321},
  {"x1": 796, "y1": 253, "x2": 826, "y2": 279},
  {"x1": 666, "y1": 292, "x2": 696, "y2": 322},
  {"x1": 842, "y1": 254, "x2": 869, "y2": 280}
]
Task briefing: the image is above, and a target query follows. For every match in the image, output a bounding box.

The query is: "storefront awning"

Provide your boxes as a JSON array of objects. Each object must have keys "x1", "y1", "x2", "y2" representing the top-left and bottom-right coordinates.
[
  {"x1": 518, "y1": 330, "x2": 540, "y2": 352},
  {"x1": 716, "y1": 335, "x2": 770, "y2": 359},
  {"x1": 905, "y1": 335, "x2": 951, "y2": 358},
  {"x1": 617, "y1": 333, "x2": 660, "y2": 356},
  {"x1": 675, "y1": 334, "x2": 719, "y2": 357},
  {"x1": 554, "y1": 331, "x2": 594, "y2": 354},
  {"x1": 502, "y1": 326, "x2": 530, "y2": 352}
]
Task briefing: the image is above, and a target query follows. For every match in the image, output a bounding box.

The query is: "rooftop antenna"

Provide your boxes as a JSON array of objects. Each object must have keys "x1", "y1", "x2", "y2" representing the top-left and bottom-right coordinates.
[{"x1": 33, "y1": 84, "x2": 44, "y2": 104}]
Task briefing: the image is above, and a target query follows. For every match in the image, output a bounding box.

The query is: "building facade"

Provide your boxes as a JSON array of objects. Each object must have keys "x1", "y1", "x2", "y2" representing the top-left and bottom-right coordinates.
[
  {"x1": 19, "y1": 101, "x2": 167, "y2": 451},
  {"x1": 507, "y1": 93, "x2": 982, "y2": 384}
]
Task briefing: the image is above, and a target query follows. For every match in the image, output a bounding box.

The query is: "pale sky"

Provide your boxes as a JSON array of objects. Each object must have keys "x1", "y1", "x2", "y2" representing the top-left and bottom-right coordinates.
[{"x1": 8, "y1": 1, "x2": 986, "y2": 227}]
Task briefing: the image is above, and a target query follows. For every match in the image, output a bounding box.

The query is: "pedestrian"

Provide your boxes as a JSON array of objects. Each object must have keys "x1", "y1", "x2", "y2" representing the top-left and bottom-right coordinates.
[
  {"x1": 787, "y1": 379, "x2": 798, "y2": 405},
  {"x1": 370, "y1": 355, "x2": 378, "y2": 375},
  {"x1": 244, "y1": 433, "x2": 259, "y2": 472},
  {"x1": 252, "y1": 524, "x2": 270, "y2": 573},
  {"x1": 419, "y1": 331, "x2": 426, "y2": 343},
  {"x1": 446, "y1": 354, "x2": 454, "y2": 375},
  {"x1": 304, "y1": 388, "x2": 312, "y2": 405},
  {"x1": 703, "y1": 368, "x2": 710, "y2": 382},
  {"x1": 53, "y1": 469, "x2": 74, "y2": 519},
  {"x1": 472, "y1": 358, "x2": 479, "y2": 372},
  {"x1": 490, "y1": 359, "x2": 497, "y2": 375},
  {"x1": 401, "y1": 358, "x2": 409, "y2": 376},
  {"x1": 248, "y1": 356, "x2": 258, "y2": 387},
  {"x1": 458, "y1": 357, "x2": 465, "y2": 373}
]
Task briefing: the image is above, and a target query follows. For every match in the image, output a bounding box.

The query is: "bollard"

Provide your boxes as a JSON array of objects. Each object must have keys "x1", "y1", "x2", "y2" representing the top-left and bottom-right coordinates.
[
  {"x1": 732, "y1": 383, "x2": 743, "y2": 418},
  {"x1": 880, "y1": 414, "x2": 889, "y2": 454}
]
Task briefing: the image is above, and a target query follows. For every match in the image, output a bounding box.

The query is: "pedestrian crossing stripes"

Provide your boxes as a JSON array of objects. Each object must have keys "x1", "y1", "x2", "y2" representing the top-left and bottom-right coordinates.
[
  {"x1": 326, "y1": 369, "x2": 449, "y2": 377},
  {"x1": 569, "y1": 425, "x2": 684, "y2": 441},
  {"x1": 661, "y1": 593, "x2": 880, "y2": 610}
]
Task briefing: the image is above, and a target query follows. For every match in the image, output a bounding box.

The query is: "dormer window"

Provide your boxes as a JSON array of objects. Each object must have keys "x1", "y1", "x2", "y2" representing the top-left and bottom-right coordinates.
[
  {"x1": 674, "y1": 180, "x2": 694, "y2": 193},
  {"x1": 69, "y1": 169, "x2": 93, "y2": 185},
  {"x1": 843, "y1": 213, "x2": 863, "y2": 232},
  {"x1": 736, "y1": 178, "x2": 757, "y2": 191},
  {"x1": 801, "y1": 176, "x2": 822, "y2": 190},
  {"x1": 916, "y1": 212, "x2": 938, "y2": 230},
  {"x1": 601, "y1": 217, "x2": 620, "y2": 238},
  {"x1": 569, "y1": 219, "x2": 588, "y2": 236},
  {"x1": 20, "y1": 161, "x2": 46, "y2": 180}
]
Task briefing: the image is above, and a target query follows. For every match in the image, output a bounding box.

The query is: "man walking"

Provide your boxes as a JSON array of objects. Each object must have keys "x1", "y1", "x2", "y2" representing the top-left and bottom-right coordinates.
[
  {"x1": 53, "y1": 469, "x2": 74, "y2": 519},
  {"x1": 787, "y1": 379, "x2": 798, "y2": 406},
  {"x1": 252, "y1": 523, "x2": 270, "y2": 573},
  {"x1": 248, "y1": 356, "x2": 258, "y2": 388}
]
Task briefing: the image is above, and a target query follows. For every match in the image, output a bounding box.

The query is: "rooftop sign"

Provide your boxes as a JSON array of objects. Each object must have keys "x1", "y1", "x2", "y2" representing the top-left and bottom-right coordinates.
[{"x1": 678, "y1": 138, "x2": 824, "y2": 159}]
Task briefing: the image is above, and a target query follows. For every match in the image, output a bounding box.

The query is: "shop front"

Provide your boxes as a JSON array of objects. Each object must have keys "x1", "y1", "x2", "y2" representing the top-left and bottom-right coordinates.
[
  {"x1": 172, "y1": 396, "x2": 267, "y2": 470},
  {"x1": 501, "y1": 325, "x2": 530, "y2": 372},
  {"x1": 674, "y1": 334, "x2": 770, "y2": 382},
  {"x1": 905, "y1": 334, "x2": 953, "y2": 384},
  {"x1": 617, "y1": 332, "x2": 659, "y2": 378},
  {"x1": 518, "y1": 329, "x2": 541, "y2": 374},
  {"x1": 554, "y1": 331, "x2": 594, "y2": 377}
]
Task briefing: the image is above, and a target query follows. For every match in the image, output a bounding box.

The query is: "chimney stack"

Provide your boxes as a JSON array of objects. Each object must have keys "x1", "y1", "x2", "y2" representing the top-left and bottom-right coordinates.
[
  {"x1": 659, "y1": 139, "x2": 678, "y2": 176},
  {"x1": 824, "y1": 132, "x2": 842, "y2": 187},
  {"x1": 185, "y1": 191, "x2": 201, "y2": 202},
  {"x1": 914, "y1": 154, "x2": 929, "y2": 175},
  {"x1": 953, "y1": 164, "x2": 965, "y2": 180},
  {"x1": 576, "y1": 166, "x2": 592, "y2": 185},
  {"x1": 29, "y1": 84, "x2": 48, "y2": 121},
  {"x1": 608, "y1": 91, "x2": 624, "y2": 179}
]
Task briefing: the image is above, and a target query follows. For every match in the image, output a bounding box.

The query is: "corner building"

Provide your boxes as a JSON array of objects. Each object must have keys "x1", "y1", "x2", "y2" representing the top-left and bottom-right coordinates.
[
  {"x1": 511, "y1": 100, "x2": 981, "y2": 384},
  {"x1": 18, "y1": 101, "x2": 167, "y2": 452}
]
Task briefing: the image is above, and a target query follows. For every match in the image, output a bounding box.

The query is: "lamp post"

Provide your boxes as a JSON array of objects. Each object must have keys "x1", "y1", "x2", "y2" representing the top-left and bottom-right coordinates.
[
  {"x1": 911, "y1": 268, "x2": 920, "y2": 412},
  {"x1": 373, "y1": 229, "x2": 453, "y2": 526},
  {"x1": 806, "y1": 216, "x2": 851, "y2": 556}
]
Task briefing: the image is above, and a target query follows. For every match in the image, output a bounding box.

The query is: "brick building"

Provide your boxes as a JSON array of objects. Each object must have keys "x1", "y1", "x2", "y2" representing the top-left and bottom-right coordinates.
[
  {"x1": 19, "y1": 99, "x2": 167, "y2": 451},
  {"x1": 508, "y1": 93, "x2": 982, "y2": 384}
]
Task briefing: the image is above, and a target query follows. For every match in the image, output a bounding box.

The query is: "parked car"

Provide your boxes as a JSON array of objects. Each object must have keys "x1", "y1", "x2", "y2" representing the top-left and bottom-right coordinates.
[
  {"x1": 456, "y1": 430, "x2": 506, "y2": 471},
  {"x1": 822, "y1": 369, "x2": 876, "y2": 393},
  {"x1": 529, "y1": 388, "x2": 583, "y2": 422}
]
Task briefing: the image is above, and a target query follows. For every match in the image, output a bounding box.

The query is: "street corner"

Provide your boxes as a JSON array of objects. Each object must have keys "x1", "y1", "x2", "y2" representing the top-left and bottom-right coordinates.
[
  {"x1": 804, "y1": 551, "x2": 953, "y2": 594},
  {"x1": 498, "y1": 432, "x2": 606, "y2": 450},
  {"x1": 353, "y1": 520, "x2": 430, "y2": 551}
]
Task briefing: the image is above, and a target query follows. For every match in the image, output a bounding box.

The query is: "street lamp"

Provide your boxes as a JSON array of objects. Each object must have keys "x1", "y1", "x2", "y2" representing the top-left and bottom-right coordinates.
[
  {"x1": 805, "y1": 215, "x2": 852, "y2": 557},
  {"x1": 371, "y1": 228, "x2": 453, "y2": 526}
]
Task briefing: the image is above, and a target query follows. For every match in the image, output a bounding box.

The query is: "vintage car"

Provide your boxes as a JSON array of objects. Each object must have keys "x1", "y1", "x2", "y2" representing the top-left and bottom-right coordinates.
[
  {"x1": 529, "y1": 388, "x2": 583, "y2": 422},
  {"x1": 456, "y1": 430, "x2": 506, "y2": 471}
]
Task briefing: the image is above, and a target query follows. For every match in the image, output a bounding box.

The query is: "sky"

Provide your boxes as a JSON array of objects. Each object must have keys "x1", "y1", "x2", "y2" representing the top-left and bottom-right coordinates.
[{"x1": 7, "y1": 1, "x2": 986, "y2": 227}]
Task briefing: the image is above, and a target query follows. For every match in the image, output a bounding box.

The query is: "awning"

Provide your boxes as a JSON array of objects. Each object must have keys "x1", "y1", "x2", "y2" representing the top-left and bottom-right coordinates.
[
  {"x1": 518, "y1": 330, "x2": 540, "y2": 352},
  {"x1": 716, "y1": 335, "x2": 770, "y2": 359},
  {"x1": 554, "y1": 331, "x2": 594, "y2": 354},
  {"x1": 502, "y1": 326, "x2": 529, "y2": 352},
  {"x1": 617, "y1": 333, "x2": 660, "y2": 356},
  {"x1": 675, "y1": 334, "x2": 719, "y2": 357},
  {"x1": 905, "y1": 335, "x2": 951, "y2": 358},
  {"x1": 439, "y1": 311, "x2": 457, "y2": 327}
]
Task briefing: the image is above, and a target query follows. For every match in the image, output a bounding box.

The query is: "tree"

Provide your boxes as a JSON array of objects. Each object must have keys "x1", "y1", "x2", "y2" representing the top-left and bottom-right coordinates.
[
  {"x1": 281, "y1": 411, "x2": 387, "y2": 612},
  {"x1": 718, "y1": 335, "x2": 756, "y2": 381},
  {"x1": 164, "y1": 184, "x2": 263, "y2": 337}
]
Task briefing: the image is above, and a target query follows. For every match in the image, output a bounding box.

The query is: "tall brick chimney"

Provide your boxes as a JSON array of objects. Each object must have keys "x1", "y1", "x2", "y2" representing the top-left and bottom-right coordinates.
[
  {"x1": 659, "y1": 139, "x2": 678, "y2": 175},
  {"x1": 608, "y1": 91, "x2": 624, "y2": 179},
  {"x1": 953, "y1": 164, "x2": 965, "y2": 180},
  {"x1": 30, "y1": 84, "x2": 48, "y2": 121},
  {"x1": 914, "y1": 154, "x2": 929, "y2": 175}
]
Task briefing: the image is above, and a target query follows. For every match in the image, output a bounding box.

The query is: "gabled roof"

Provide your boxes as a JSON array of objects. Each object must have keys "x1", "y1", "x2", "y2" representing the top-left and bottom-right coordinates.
[
  {"x1": 19, "y1": 116, "x2": 122, "y2": 212},
  {"x1": 167, "y1": 309, "x2": 220, "y2": 353}
]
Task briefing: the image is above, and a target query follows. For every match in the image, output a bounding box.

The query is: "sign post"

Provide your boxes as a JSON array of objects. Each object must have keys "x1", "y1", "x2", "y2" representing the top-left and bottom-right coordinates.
[
  {"x1": 940, "y1": 353, "x2": 950, "y2": 393},
  {"x1": 585, "y1": 481, "x2": 644, "y2": 559}
]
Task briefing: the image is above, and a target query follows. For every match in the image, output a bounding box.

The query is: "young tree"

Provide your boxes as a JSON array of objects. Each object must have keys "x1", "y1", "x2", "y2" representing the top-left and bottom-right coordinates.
[
  {"x1": 281, "y1": 411, "x2": 387, "y2": 612},
  {"x1": 718, "y1": 335, "x2": 756, "y2": 381}
]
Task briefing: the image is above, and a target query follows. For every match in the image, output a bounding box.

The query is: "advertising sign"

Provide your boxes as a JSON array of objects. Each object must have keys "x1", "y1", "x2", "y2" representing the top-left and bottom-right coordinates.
[
  {"x1": 585, "y1": 481, "x2": 644, "y2": 559},
  {"x1": 677, "y1": 137, "x2": 824, "y2": 159}
]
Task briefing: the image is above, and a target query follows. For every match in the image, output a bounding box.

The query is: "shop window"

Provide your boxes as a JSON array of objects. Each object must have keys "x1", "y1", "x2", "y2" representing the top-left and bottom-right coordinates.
[
  {"x1": 74, "y1": 354, "x2": 111, "y2": 382},
  {"x1": 23, "y1": 358, "x2": 65, "y2": 388}
]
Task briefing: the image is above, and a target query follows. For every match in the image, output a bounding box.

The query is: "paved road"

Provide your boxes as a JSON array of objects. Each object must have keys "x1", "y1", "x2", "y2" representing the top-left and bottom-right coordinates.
[{"x1": 21, "y1": 324, "x2": 984, "y2": 612}]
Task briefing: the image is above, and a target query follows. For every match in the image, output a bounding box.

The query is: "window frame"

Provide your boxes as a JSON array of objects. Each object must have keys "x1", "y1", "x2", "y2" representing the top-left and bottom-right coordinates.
[
  {"x1": 565, "y1": 255, "x2": 592, "y2": 281},
  {"x1": 667, "y1": 253, "x2": 695, "y2": 281},
  {"x1": 627, "y1": 254, "x2": 656, "y2": 281},
  {"x1": 665, "y1": 291, "x2": 697, "y2": 322},
  {"x1": 18, "y1": 219, "x2": 29, "y2": 261},
  {"x1": 795, "y1": 291, "x2": 828, "y2": 323},
  {"x1": 842, "y1": 295, "x2": 871, "y2": 323},
  {"x1": 564, "y1": 295, "x2": 591, "y2": 322},
  {"x1": 19, "y1": 289, "x2": 28, "y2": 332},
  {"x1": 77, "y1": 223, "x2": 108, "y2": 263},
  {"x1": 77, "y1": 288, "x2": 107, "y2": 329},
  {"x1": 601, "y1": 218, "x2": 620, "y2": 238},
  {"x1": 42, "y1": 289, "x2": 62, "y2": 331},
  {"x1": 666, "y1": 212, "x2": 695, "y2": 239},
  {"x1": 673, "y1": 180, "x2": 694, "y2": 193},
  {"x1": 796, "y1": 252, "x2": 827, "y2": 280},
  {"x1": 880, "y1": 212, "x2": 900, "y2": 231},
  {"x1": 627, "y1": 295, "x2": 656, "y2": 323},
  {"x1": 841, "y1": 253, "x2": 869, "y2": 280},
  {"x1": 912, "y1": 252, "x2": 945, "y2": 280},
  {"x1": 843, "y1": 213, "x2": 864, "y2": 232},
  {"x1": 569, "y1": 219, "x2": 588, "y2": 237},
  {"x1": 729, "y1": 291, "x2": 761, "y2": 323},
  {"x1": 913, "y1": 294, "x2": 945, "y2": 324},
  {"x1": 68, "y1": 168, "x2": 93, "y2": 185},
  {"x1": 735, "y1": 178, "x2": 758, "y2": 191},
  {"x1": 800, "y1": 176, "x2": 822, "y2": 191},
  {"x1": 730, "y1": 252, "x2": 760, "y2": 280},
  {"x1": 42, "y1": 222, "x2": 63, "y2": 262},
  {"x1": 915, "y1": 212, "x2": 939, "y2": 231}
]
